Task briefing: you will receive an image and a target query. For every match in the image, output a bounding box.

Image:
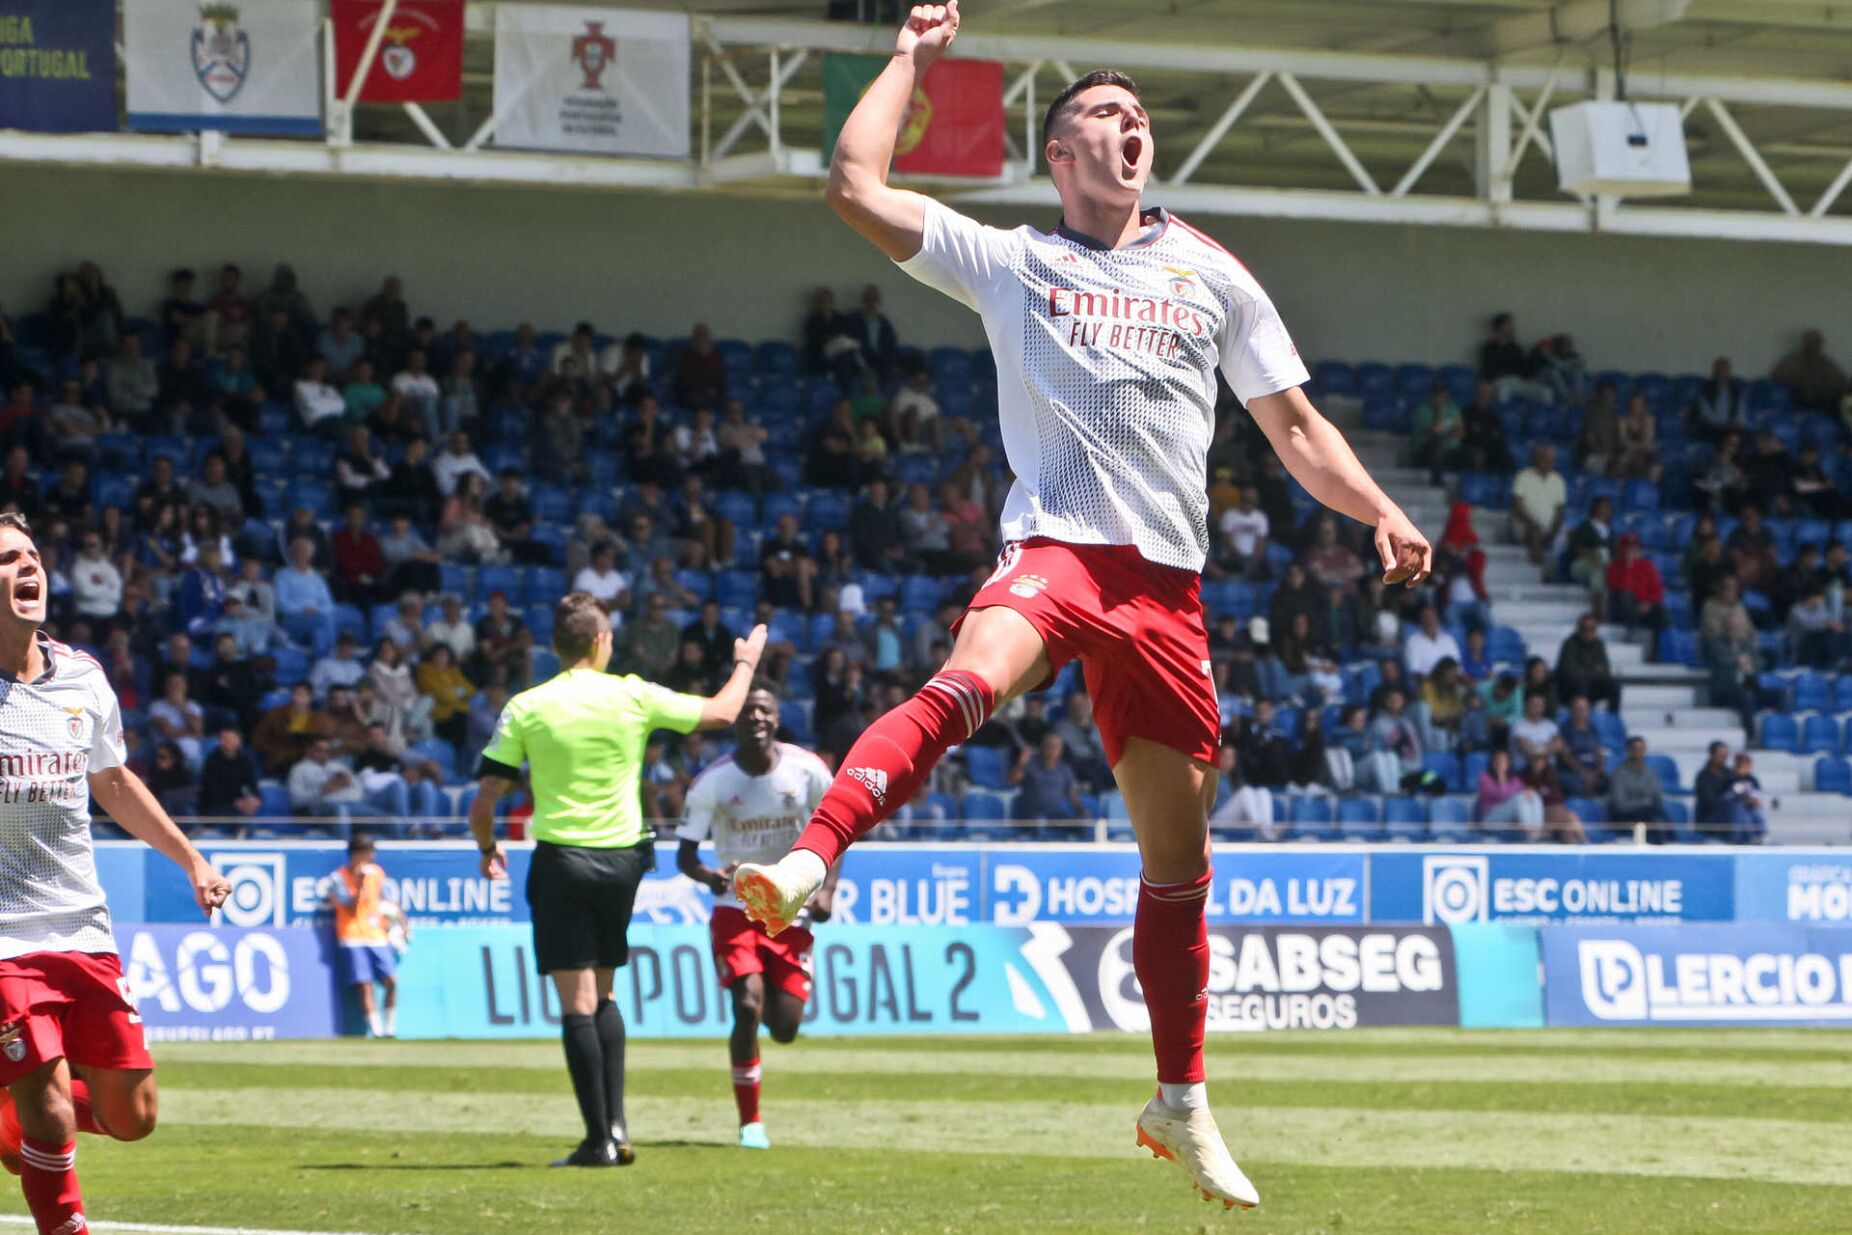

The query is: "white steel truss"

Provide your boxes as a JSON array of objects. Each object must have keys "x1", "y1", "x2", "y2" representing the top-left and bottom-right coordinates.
[{"x1": 4, "y1": 6, "x2": 1852, "y2": 245}]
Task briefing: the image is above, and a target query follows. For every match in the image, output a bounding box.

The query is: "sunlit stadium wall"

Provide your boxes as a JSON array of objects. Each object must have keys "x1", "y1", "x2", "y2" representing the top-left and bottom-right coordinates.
[{"x1": 0, "y1": 164, "x2": 1839, "y2": 374}]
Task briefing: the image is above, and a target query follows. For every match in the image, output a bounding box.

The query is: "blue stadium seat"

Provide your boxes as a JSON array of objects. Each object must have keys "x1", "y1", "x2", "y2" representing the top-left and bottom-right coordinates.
[
  {"x1": 715, "y1": 492, "x2": 757, "y2": 528},
  {"x1": 1760, "y1": 712, "x2": 1800, "y2": 753},
  {"x1": 962, "y1": 792, "x2": 1007, "y2": 824},
  {"x1": 531, "y1": 485, "x2": 572, "y2": 524},
  {"x1": 1487, "y1": 626, "x2": 1526, "y2": 664},
  {"x1": 477, "y1": 565, "x2": 521, "y2": 603},
  {"x1": 525, "y1": 603, "x2": 555, "y2": 644},
  {"x1": 716, "y1": 570, "x2": 758, "y2": 610},
  {"x1": 779, "y1": 701, "x2": 814, "y2": 745},
  {"x1": 95, "y1": 475, "x2": 133, "y2": 511},
  {"x1": 1461, "y1": 750, "x2": 1490, "y2": 790},
  {"x1": 1795, "y1": 672, "x2": 1834, "y2": 713},
  {"x1": 410, "y1": 739, "x2": 458, "y2": 782},
  {"x1": 755, "y1": 341, "x2": 799, "y2": 378},
  {"x1": 285, "y1": 479, "x2": 331, "y2": 514},
  {"x1": 529, "y1": 649, "x2": 560, "y2": 683},
  {"x1": 255, "y1": 784, "x2": 292, "y2": 821},
  {"x1": 1421, "y1": 752, "x2": 1462, "y2": 793},
  {"x1": 1311, "y1": 360, "x2": 1356, "y2": 396},
  {"x1": 1836, "y1": 675, "x2": 1852, "y2": 712},
  {"x1": 1336, "y1": 797, "x2": 1381, "y2": 841},
  {"x1": 1645, "y1": 754, "x2": 1681, "y2": 794},
  {"x1": 964, "y1": 746, "x2": 1010, "y2": 789},
  {"x1": 900, "y1": 575, "x2": 942, "y2": 613},
  {"x1": 1815, "y1": 757, "x2": 1852, "y2": 795},
  {"x1": 1426, "y1": 798, "x2": 1471, "y2": 843},
  {"x1": 805, "y1": 492, "x2": 850, "y2": 531},
  {"x1": 1287, "y1": 796, "x2": 1337, "y2": 842},
  {"x1": 331, "y1": 604, "x2": 368, "y2": 645},
  {"x1": 1593, "y1": 711, "x2": 1628, "y2": 751},
  {"x1": 527, "y1": 567, "x2": 566, "y2": 602},
  {"x1": 271, "y1": 647, "x2": 309, "y2": 686},
  {"x1": 1801, "y1": 714, "x2": 1843, "y2": 755}
]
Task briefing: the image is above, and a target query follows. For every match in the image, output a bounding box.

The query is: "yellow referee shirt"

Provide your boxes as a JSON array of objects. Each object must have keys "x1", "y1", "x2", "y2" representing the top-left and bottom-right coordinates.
[{"x1": 481, "y1": 668, "x2": 704, "y2": 848}]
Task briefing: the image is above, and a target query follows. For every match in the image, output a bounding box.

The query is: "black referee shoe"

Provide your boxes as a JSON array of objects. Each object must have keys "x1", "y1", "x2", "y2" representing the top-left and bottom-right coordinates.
[{"x1": 550, "y1": 1137, "x2": 624, "y2": 1168}]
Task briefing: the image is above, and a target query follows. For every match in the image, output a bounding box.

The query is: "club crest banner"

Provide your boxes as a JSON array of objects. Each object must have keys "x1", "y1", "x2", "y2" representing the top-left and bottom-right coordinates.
[
  {"x1": 492, "y1": 5, "x2": 689, "y2": 158},
  {"x1": 332, "y1": 0, "x2": 463, "y2": 103},
  {"x1": 126, "y1": 0, "x2": 322, "y2": 136}
]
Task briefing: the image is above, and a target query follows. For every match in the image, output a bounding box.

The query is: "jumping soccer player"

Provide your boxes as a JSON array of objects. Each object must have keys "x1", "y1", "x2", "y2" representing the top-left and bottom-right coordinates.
[
  {"x1": 676, "y1": 687, "x2": 837, "y2": 1150},
  {"x1": 0, "y1": 513, "x2": 232, "y2": 1235},
  {"x1": 733, "y1": 1, "x2": 1431, "y2": 1210}
]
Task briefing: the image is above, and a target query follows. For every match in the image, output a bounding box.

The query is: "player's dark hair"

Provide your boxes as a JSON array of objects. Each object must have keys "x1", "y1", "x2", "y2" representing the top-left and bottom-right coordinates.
[
  {"x1": 0, "y1": 511, "x2": 30, "y2": 537},
  {"x1": 348, "y1": 833, "x2": 376, "y2": 853},
  {"x1": 1042, "y1": 69, "x2": 1140, "y2": 146},
  {"x1": 553, "y1": 591, "x2": 610, "y2": 665}
]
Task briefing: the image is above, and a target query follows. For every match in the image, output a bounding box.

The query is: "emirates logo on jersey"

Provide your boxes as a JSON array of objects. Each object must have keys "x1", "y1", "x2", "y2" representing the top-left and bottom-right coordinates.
[{"x1": 1047, "y1": 286, "x2": 1210, "y2": 338}]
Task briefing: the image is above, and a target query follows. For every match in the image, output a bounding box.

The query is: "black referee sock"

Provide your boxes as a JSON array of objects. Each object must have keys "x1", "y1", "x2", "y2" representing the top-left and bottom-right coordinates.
[
  {"x1": 594, "y1": 999, "x2": 628, "y2": 1137},
  {"x1": 560, "y1": 1013, "x2": 610, "y2": 1144}
]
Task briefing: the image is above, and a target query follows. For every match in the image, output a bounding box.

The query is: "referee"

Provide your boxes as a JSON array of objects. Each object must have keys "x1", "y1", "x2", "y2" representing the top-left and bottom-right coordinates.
[{"x1": 471, "y1": 591, "x2": 766, "y2": 1167}]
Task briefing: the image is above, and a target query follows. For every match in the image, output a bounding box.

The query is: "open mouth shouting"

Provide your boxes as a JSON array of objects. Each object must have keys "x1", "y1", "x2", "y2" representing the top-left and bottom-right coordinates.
[
  {"x1": 1120, "y1": 133, "x2": 1145, "y2": 181},
  {"x1": 11, "y1": 574, "x2": 42, "y2": 614}
]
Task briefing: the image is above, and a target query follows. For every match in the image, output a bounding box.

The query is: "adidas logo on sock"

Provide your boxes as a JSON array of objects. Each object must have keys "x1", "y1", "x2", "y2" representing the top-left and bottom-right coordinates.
[
  {"x1": 50, "y1": 1216, "x2": 86, "y2": 1235},
  {"x1": 845, "y1": 766, "x2": 889, "y2": 805}
]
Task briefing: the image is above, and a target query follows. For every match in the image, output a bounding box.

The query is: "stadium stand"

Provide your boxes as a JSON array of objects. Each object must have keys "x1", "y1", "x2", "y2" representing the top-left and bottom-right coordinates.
[{"x1": 2, "y1": 258, "x2": 1839, "y2": 845}]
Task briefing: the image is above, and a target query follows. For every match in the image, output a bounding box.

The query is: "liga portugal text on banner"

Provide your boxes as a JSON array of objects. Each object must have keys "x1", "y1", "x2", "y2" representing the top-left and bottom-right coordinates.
[
  {"x1": 492, "y1": 5, "x2": 689, "y2": 158},
  {"x1": 0, "y1": 0, "x2": 116, "y2": 133},
  {"x1": 125, "y1": 0, "x2": 322, "y2": 136},
  {"x1": 332, "y1": 0, "x2": 463, "y2": 104},
  {"x1": 822, "y1": 54, "x2": 1004, "y2": 178}
]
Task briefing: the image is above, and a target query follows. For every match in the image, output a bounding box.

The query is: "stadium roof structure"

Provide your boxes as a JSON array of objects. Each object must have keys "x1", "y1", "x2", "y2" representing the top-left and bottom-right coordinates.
[{"x1": 11, "y1": 0, "x2": 1852, "y2": 245}]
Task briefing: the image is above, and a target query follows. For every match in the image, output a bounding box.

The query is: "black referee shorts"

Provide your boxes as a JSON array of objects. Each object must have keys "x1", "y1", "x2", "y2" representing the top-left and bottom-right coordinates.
[{"x1": 525, "y1": 840, "x2": 651, "y2": 975}]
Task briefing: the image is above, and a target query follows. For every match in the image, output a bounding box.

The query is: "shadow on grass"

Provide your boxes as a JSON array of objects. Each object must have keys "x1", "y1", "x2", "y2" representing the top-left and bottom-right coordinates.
[{"x1": 301, "y1": 1142, "x2": 724, "y2": 1171}]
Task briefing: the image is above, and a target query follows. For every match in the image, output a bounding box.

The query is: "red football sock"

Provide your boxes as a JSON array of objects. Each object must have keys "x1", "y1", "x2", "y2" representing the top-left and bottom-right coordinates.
[
  {"x1": 731, "y1": 1058, "x2": 762, "y2": 1126},
  {"x1": 18, "y1": 1137, "x2": 83, "y2": 1235},
  {"x1": 1134, "y1": 870, "x2": 1212, "y2": 1085},
  {"x1": 795, "y1": 670, "x2": 994, "y2": 866},
  {"x1": 67, "y1": 1082, "x2": 102, "y2": 1138}
]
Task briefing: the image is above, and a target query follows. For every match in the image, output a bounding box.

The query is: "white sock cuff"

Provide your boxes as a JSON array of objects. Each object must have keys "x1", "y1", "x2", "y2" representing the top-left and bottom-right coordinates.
[
  {"x1": 732, "y1": 1062, "x2": 763, "y2": 1085},
  {"x1": 1159, "y1": 1081, "x2": 1209, "y2": 1111},
  {"x1": 785, "y1": 849, "x2": 828, "y2": 886}
]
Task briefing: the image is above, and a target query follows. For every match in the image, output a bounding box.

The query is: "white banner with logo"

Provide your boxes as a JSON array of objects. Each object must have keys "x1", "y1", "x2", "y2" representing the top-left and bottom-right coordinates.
[
  {"x1": 125, "y1": 0, "x2": 323, "y2": 135},
  {"x1": 492, "y1": 5, "x2": 690, "y2": 158}
]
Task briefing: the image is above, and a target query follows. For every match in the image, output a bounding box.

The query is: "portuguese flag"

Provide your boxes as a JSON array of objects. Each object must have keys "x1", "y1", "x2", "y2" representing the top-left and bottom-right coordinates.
[{"x1": 821, "y1": 54, "x2": 1005, "y2": 177}]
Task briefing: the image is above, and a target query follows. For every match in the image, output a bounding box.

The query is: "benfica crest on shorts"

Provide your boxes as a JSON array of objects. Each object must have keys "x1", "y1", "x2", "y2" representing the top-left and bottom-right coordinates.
[
  {"x1": 1009, "y1": 574, "x2": 1049, "y2": 600},
  {"x1": 192, "y1": 4, "x2": 252, "y2": 104},
  {"x1": 0, "y1": 1020, "x2": 25, "y2": 1063}
]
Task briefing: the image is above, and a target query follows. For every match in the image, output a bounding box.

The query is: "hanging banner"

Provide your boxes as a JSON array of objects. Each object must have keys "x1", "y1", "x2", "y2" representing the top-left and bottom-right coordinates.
[
  {"x1": 822, "y1": 54, "x2": 1005, "y2": 178},
  {"x1": 492, "y1": 5, "x2": 689, "y2": 158},
  {"x1": 0, "y1": 0, "x2": 117, "y2": 134},
  {"x1": 332, "y1": 0, "x2": 463, "y2": 104},
  {"x1": 125, "y1": 0, "x2": 323, "y2": 136}
]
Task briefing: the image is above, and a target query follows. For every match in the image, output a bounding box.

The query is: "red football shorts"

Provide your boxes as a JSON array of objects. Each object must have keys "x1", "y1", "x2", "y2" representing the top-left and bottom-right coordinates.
[
  {"x1": 0, "y1": 951, "x2": 152, "y2": 1087},
  {"x1": 710, "y1": 906, "x2": 814, "y2": 1001},
  {"x1": 959, "y1": 538, "x2": 1220, "y2": 767}
]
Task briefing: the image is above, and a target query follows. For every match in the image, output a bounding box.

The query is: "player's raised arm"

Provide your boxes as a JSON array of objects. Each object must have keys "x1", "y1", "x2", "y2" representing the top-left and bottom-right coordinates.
[
  {"x1": 87, "y1": 767, "x2": 230, "y2": 917},
  {"x1": 1246, "y1": 386, "x2": 1433, "y2": 586},
  {"x1": 825, "y1": 2, "x2": 960, "y2": 261}
]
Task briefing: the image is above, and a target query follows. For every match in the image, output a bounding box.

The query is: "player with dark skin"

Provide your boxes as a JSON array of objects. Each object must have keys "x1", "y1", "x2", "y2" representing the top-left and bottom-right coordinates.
[{"x1": 678, "y1": 689, "x2": 841, "y2": 1067}]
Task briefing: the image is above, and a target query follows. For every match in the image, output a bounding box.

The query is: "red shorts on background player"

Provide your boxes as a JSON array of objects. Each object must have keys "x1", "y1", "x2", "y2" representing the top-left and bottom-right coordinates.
[
  {"x1": 732, "y1": 1, "x2": 1431, "y2": 1212},
  {"x1": 678, "y1": 688, "x2": 837, "y2": 1151}
]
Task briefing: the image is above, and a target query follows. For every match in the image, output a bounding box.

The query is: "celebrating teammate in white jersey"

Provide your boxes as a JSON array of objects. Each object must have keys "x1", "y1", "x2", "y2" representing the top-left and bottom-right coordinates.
[
  {"x1": 0, "y1": 513, "x2": 231, "y2": 1235},
  {"x1": 733, "y1": 1, "x2": 1431, "y2": 1211},
  {"x1": 677, "y1": 688, "x2": 837, "y2": 1151}
]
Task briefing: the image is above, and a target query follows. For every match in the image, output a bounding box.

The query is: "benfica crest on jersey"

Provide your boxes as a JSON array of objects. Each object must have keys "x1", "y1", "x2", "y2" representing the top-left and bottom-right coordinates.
[
  {"x1": 64, "y1": 706, "x2": 85, "y2": 742},
  {"x1": 191, "y1": 4, "x2": 251, "y2": 104}
]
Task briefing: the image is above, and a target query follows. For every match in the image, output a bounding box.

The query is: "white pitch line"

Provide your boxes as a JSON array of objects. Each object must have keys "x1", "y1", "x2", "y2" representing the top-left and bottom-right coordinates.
[{"x1": 0, "y1": 1217, "x2": 389, "y2": 1235}]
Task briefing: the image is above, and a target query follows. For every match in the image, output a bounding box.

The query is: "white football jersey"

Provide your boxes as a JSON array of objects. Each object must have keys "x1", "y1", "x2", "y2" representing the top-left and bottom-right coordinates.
[
  {"x1": 0, "y1": 634, "x2": 126, "y2": 960},
  {"x1": 678, "y1": 744, "x2": 833, "y2": 909},
  {"x1": 899, "y1": 200, "x2": 1310, "y2": 573}
]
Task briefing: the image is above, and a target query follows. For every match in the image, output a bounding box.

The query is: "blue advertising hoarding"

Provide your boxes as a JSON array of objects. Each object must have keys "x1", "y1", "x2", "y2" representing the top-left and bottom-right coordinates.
[
  {"x1": 1734, "y1": 852, "x2": 1852, "y2": 924},
  {"x1": 120, "y1": 842, "x2": 1370, "y2": 930},
  {"x1": 1541, "y1": 923, "x2": 1852, "y2": 1027},
  {"x1": 393, "y1": 923, "x2": 1087, "y2": 1039},
  {"x1": 0, "y1": 1, "x2": 117, "y2": 134},
  {"x1": 1369, "y1": 849, "x2": 1735, "y2": 926},
  {"x1": 119, "y1": 924, "x2": 341, "y2": 1040}
]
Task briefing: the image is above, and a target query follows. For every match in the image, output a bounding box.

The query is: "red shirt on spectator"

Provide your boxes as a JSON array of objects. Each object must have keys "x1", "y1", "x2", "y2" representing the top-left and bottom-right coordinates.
[
  {"x1": 1606, "y1": 535, "x2": 1664, "y2": 605},
  {"x1": 333, "y1": 525, "x2": 385, "y2": 587}
]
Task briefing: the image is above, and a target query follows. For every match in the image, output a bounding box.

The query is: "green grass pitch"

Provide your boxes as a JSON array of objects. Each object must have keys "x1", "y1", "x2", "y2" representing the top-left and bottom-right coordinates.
[{"x1": 18, "y1": 1029, "x2": 1852, "y2": 1234}]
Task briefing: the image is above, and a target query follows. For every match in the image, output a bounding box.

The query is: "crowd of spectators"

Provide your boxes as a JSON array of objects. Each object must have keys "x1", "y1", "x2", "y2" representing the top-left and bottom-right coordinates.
[{"x1": 4, "y1": 265, "x2": 1822, "y2": 844}]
